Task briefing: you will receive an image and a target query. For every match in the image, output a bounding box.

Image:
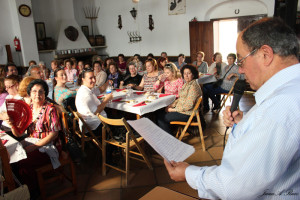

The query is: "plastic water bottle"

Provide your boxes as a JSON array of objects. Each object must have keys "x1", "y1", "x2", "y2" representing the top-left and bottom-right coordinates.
[
  {"x1": 73, "y1": 76, "x2": 78, "y2": 86},
  {"x1": 106, "y1": 84, "x2": 112, "y2": 103}
]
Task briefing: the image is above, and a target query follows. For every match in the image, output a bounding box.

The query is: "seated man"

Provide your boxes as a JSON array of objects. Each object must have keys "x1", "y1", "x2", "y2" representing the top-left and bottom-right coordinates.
[
  {"x1": 5, "y1": 63, "x2": 18, "y2": 76},
  {"x1": 202, "y1": 53, "x2": 242, "y2": 111},
  {"x1": 164, "y1": 17, "x2": 300, "y2": 200}
]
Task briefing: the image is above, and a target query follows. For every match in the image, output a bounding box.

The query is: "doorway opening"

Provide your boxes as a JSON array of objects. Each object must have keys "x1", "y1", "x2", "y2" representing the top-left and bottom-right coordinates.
[{"x1": 213, "y1": 19, "x2": 238, "y2": 62}]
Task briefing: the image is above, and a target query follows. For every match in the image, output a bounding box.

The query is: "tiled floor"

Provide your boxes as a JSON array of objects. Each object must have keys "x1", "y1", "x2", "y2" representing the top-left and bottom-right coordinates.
[{"x1": 53, "y1": 94, "x2": 255, "y2": 200}]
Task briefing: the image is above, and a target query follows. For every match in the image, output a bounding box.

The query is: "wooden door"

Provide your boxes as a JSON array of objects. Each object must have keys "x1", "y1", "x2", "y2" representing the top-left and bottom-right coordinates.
[{"x1": 189, "y1": 21, "x2": 214, "y2": 66}]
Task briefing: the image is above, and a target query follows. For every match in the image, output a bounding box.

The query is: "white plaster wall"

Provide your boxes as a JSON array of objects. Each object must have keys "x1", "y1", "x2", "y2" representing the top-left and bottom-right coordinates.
[{"x1": 89, "y1": 0, "x2": 273, "y2": 57}]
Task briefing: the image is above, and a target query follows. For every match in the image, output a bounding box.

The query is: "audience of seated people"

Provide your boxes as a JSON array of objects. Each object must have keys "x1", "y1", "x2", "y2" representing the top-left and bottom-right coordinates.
[
  {"x1": 119, "y1": 61, "x2": 142, "y2": 89},
  {"x1": 134, "y1": 58, "x2": 163, "y2": 92},
  {"x1": 192, "y1": 51, "x2": 208, "y2": 74},
  {"x1": 53, "y1": 68, "x2": 77, "y2": 105},
  {"x1": 203, "y1": 53, "x2": 242, "y2": 112},
  {"x1": 153, "y1": 62, "x2": 183, "y2": 97},
  {"x1": 157, "y1": 65, "x2": 202, "y2": 134}
]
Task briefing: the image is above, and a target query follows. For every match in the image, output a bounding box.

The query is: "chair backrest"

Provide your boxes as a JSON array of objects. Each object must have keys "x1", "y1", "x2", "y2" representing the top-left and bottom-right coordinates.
[
  {"x1": 192, "y1": 97, "x2": 203, "y2": 114},
  {"x1": 98, "y1": 114, "x2": 132, "y2": 133},
  {"x1": 68, "y1": 106, "x2": 94, "y2": 134}
]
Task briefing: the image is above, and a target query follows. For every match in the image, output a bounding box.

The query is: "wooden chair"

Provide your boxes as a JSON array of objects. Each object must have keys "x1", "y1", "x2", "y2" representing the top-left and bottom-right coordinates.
[
  {"x1": 216, "y1": 78, "x2": 239, "y2": 114},
  {"x1": 68, "y1": 106, "x2": 102, "y2": 152},
  {"x1": 97, "y1": 114, "x2": 153, "y2": 186},
  {"x1": 170, "y1": 97, "x2": 206, "y2": 151},
  {"x1": 35, "y1": 111, "x2": 77, "y2": 200},
  {"x1": 0, "y1": 142, "x2": 15, "y2": 192}
]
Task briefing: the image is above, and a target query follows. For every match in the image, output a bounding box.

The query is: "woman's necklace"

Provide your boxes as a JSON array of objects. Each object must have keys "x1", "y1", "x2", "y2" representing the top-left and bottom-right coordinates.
[{"x1": 32, "y1": 104, "x2": 45, "y2": 122}]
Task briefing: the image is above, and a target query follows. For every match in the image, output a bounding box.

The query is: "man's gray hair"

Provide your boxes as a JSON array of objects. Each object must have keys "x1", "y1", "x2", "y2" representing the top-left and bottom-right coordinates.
[{"x1": 242, "y1": 17, "x2": 299, "y2": 57}]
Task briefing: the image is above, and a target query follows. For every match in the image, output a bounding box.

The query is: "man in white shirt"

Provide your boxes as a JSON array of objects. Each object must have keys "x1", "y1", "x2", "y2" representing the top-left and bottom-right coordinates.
[{"x1": 164, "y1": 17, "x2": 300, "y2": 199}]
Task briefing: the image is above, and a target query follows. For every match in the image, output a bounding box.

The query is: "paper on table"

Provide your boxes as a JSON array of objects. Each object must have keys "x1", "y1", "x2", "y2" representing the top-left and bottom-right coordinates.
[{"x1": 127, "y1": 118, "x2": 195, "y2": 162}]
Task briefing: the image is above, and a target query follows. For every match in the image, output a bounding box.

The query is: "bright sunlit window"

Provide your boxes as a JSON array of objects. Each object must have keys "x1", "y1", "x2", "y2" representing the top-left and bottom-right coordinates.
[{"x1": 214, "y1": 19, "x2": 238, "y2": 63}]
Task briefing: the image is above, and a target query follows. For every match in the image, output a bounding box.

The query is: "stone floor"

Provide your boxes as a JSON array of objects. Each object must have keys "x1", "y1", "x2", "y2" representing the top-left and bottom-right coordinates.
[{"x1": 49, "y1": 93, "x2": 255, "y2": 200}]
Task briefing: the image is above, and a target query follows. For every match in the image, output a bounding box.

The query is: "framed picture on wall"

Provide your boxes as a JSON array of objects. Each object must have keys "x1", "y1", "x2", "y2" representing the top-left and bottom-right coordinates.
[
  {"x1": 35, "y1": 22, "x2": 46, "y2": 41},
  {"x1": 168, "y1": 0, "x2": 186, "y2": 15},
  {"x1": 81, "y1": 26, "x2": 89, "y2": 38}
]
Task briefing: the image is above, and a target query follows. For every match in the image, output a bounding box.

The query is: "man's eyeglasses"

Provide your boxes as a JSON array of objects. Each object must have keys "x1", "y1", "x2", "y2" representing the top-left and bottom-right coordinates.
[{"x1": 236, "y1": 48, "x2": 258, "y2": 67}]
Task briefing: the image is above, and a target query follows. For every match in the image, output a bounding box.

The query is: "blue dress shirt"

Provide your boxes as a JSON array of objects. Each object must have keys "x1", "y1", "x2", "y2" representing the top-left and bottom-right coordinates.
[{"x1": 185, "y1": 63, "x2": 300, "y2": 200}]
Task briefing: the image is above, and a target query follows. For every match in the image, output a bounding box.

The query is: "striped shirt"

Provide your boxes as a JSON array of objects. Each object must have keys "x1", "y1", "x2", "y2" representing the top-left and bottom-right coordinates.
[{"x1": 185, "y1": 63, "x2": 300, "y2": 199}]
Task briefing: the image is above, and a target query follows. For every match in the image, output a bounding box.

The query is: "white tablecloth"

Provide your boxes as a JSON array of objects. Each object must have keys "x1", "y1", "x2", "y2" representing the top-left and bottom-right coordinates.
[
  {"x1": 104, "y1": 90, "x2": 176, "y2": 116},
  {"x1": 1, "y1": 133, "x2": 27, "y2": 163}
]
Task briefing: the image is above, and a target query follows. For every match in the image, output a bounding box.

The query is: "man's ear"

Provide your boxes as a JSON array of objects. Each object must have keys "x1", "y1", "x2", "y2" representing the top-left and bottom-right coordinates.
[{"x1": 260, "y1": 45, "x2": 274, "y2": 66}]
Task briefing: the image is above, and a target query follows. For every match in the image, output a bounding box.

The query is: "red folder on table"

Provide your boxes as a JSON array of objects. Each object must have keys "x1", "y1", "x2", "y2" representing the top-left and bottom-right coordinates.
[{"x1": 6, "y1": 99, "x2": 32, "y2": 135}]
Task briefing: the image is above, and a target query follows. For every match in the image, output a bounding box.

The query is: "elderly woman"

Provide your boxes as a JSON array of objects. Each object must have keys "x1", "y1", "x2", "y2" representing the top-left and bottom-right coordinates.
[
  {"x1": 157, "y1": 65, "x2": 201, "y2": 134},
  {"x1": 119, "y1": 61, "x2": 142, "y2": 89},
  {"x1": 192, "y1": 51, "x2": 208, "y2": 74},
  {"x1": 76, "y1": 68, "x2": 112, "y2": 134},
  {"x1": 153, "y1": 62, "x2": 184, "y2": 97},
  {"x1": 134, "y1": 58, "x2": 163, "y2": 92},
  {"x1": 53, "y1": 68, "x2": 77, "y2": 105},
  {"x1": 94, "y1": 61, "x2": 107, "y2": 87},
  {"x1": 0, "y1": 75, "x2": 23, "y2": 131},
  {"x1": 107, "y1": 62, "x2": 123, "y2": 88},
  {"x1": 10, "y1": 79, "x2": 61, "y2": 194},
  {"x1": 19, "y1": 76, "x2": 36, "y2": 104}
]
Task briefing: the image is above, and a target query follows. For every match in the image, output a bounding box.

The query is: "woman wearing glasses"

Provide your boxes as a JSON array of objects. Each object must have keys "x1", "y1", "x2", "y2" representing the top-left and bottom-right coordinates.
[
  {"x1": 9, "y1": 79, "x2": 62, "y2": 195},
  {"x1": 0, "y1": 75, "x2": 23, "y2": 132},
  {"x1": 153, "y1": 62, "x2": 183, "y2": 97},
  {"x1": 53, "y1": 68, "x2": 77, "y2": 105},
  {"x1": 157, "y1": 65, "x2": 202, "y2": 134},
  {"x1": 76, "y1": 68, "x2": 112, "y2": 135},
  {"x1": 134, "y1": 58, "x2": 163, "y2": 92}
]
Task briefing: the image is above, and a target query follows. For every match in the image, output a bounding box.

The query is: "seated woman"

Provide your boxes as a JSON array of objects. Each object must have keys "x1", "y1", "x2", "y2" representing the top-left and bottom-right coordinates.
[
  {"x1": 208, "y1": 52, "x2": 227, "y2": 77},
  {"x1": 94, "y1": 61, "x2": 107, "y2": 87},
  {"x1": 75, "y1": 68, "x2": 112, "y2": 135},
  {"x1": 53, "y1": 68, "x2": 77, "y2": 105},
  {"x1": 9, "y1": 79, "x2": 61, "y2": 194},
  {"x1": 134, "y1": 58, "x2": 163, "y2": 92},
  {"x1": 157, "y1": 65, "x2": 201, "y2": 134},
  {"x1": 192, "y1": 51, "x2": 208, "y2": 74},
  {"x1": 64, "y1": 59, "x2": 77, "y2": 82},
  {"x1": 157, "y1": 57, "x2": 167, "y2": 71},
  {"x1": 117, "y1": 54, "x2": 127, "y2": 75},
  {"x1": 107, "y1": 62, "x2": 123, "y2": 88},
  {"x1": 203, "y1": 53, "x2": 242, "y2": 111},
  {"x1": 0, "y1": 75, "x2": 23, "y2": 132},
  {"x1": 119, "y1": 61, "x2": 142, "y2": 89},
  {"x1": 153, "y1": 62, "x2": 184, "y2": 97}
]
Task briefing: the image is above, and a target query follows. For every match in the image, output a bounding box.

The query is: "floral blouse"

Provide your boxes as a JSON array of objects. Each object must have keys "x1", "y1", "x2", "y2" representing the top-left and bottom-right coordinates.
[
  {"x1": 143, "y1": 71, "x2": 163, "y2": 92},
  {"x1": 153, "y1": 78, "x2": 184, "y2": 97},
  {"x1": 173, "y1": 79, "x2": 202, "y2": 115},
  {"x1": 54, "y1": 86, "x2": 77, "y2": 105},
  {"x1": 28, "y1": 101, "x2": 61, "y2": 139}
]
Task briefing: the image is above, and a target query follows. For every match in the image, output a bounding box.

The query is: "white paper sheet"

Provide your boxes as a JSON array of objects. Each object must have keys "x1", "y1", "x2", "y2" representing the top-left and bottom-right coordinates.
[{"x1": 127, "y1": 118, "x2": 195, "y2": 162}]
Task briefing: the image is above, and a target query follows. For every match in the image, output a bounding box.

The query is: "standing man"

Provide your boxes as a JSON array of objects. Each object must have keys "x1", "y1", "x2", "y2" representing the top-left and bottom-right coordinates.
[
  {"x1": 5, "y1": 63, "x2": 18, "y2": 76},
  {"x1": 164, "y1": 17, "x2": 300, "y2": 199}
]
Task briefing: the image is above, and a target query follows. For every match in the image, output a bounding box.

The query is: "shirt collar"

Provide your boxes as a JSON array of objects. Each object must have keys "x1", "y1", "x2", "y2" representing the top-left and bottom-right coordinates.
[{"x1": 255, "y1": 63, "x2": 300, "y2": 105}]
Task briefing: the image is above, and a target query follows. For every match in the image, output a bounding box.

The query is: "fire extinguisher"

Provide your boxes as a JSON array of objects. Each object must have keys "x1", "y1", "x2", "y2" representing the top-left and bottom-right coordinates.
[{"x1": 14, "y1": 37, "x2": 21, "y2": 51}]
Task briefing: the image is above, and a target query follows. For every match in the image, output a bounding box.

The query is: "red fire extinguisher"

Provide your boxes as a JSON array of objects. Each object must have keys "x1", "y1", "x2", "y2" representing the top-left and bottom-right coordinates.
[{"x1": 14, "y1": 37, "x2": 21, "y2": 51}]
